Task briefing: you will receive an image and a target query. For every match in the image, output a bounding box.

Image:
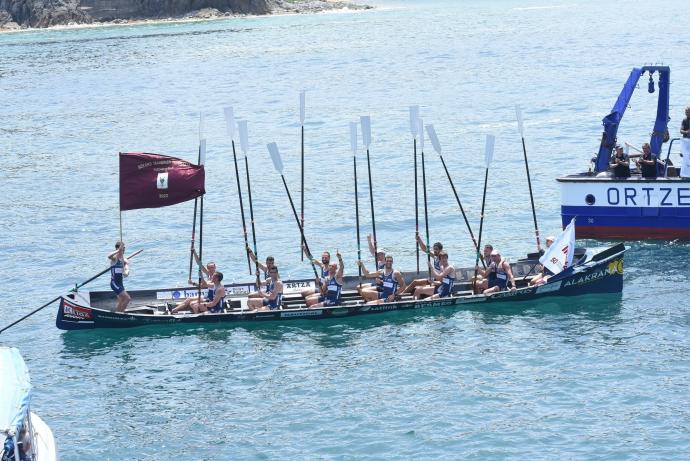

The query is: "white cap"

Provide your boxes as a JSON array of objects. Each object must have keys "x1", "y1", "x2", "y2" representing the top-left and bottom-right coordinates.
[{"x1": 490, "y1": 250, "x2": 500, "y2": 256}]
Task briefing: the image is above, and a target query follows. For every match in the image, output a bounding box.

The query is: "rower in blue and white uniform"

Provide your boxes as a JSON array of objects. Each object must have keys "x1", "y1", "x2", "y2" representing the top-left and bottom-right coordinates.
[
  {"x1": 247, "y1": 266, "x2": 284, "y2": 311},
  {"x1": 310, "y1": 251, "x2": 345, "y2": 308},
  {"x1": 302, "y1": 249, "x2": 332, "y2": 303},
  {"x1": 187, "y1": 248, "x2": 217, "y2": 289},
  {"x1": 107, "y1": 241, "x2": 131, "y2": 312},
  {"x1": 171, "y1": 272, "x2": 226, "y2": 314},
  {"x1": 358, "y1": 255, "x2": 407, "y2": 304},
  {"x1": 483, "y1": 250, "x2": 517, "y2": 294},
  {"x1": 414, "y1": 250, "x2": 456, "y2": 299},
  {"x1": 404, "y1": 235, "x2": 445, "y2": 295},
  {"x1": 474, "y1": 244, "x2": 494, "y2": 293},
  {"x1": 246, "y1": 246, "x2": 276, "y2": 299},
  {"x1": 529, "y1": 236, "x2": 555, "y2": 286}
]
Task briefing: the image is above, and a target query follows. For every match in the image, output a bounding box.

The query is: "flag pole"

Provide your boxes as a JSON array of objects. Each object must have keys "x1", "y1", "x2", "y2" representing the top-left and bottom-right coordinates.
[
  {"x1": 118, "y1": 152, "x2": 123, "y2": 243},
  {"x1": 224, "y1": 107, "x2": 252, "y2": 274},
  {"x1": 197, "y1": 125, "x2": 207, "y2": 302},
  {"x1": 267, "y1": 142, "x2": 321, "y2": 287},
  {"x1": 516, "y1": 105, "x2": 542, "y2": 253},
  {"x1": 426, "y1": 124, "x2": 485, "y2": 268},
  {"x1": 188, "y1": 117, "x2": 204, "y2": 282},
  {"x1": 360, "y1": 115, "x2": 377, "y2": 265}
]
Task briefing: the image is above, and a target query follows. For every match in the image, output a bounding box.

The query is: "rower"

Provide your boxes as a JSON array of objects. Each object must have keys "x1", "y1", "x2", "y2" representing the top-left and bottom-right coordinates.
[
  {"x1": 357, "y1": 255, "x2": 406, "y2": 304},
  {"x1": 171, "y1": 272, "x2": 225, "y2": 314},
  {"x1": 529, "y1": 236, "x2": 555, "y2": 286},
  {"x1": 414, "y1": 250, "x2": 456, "y2": 299},
  {"x1": 367, "y1": 234, "x2": 386, "y2": 270},
  {"x1": 188, "y1": 248, "x2": 216, "y2": 289},
  {"x1": 247, "y1": 266, "x2": 284, "y2": 311},
  {"x1": 309, "y1": 251, "x2": 345, "y2": 308},
  {"x1": 404, "y1": 235, "x2": 443, "y2": 294},
  {"x1": 473, "y1": 244, "x2": 494, "y2": 293},
  {"x1": 301, "y1": 247, "x2": 331, "y2": 300},
  {"x1": 246, "y1": 247, "x2": 276, "y2": 299},
  {"x1": 108, "y1": 241, "x2": 131, "y2": 312},
  {"x1": 482, "y1": 250, "x2": 517, "y2": 294}
]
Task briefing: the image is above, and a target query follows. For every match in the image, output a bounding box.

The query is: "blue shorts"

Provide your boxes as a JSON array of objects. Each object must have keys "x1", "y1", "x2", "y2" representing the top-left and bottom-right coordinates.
[
  {"x1": 262, "y1": 299, "x2": 280, "y2": 310},
  {"x1": 111, "y1": 280, "x2": 125, "y2": 295},
  {"x1": 318, "y1": 295, "x2": 340, "y2": 306}
]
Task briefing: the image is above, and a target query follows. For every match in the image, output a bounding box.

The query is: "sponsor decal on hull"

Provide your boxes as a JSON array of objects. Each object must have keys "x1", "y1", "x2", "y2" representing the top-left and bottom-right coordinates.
[
  {"x1": 536, "y1": 281, "x2": 562, "y2": 294},
  {"x1": 283, "y1": 281, "x2": 315, "y2": 294},
  {"x1": 281, "y1": 310, "x2": 322, "y2": 318},
  {"x1": 62, "y1": 302, "x2": 93, "y2": 321}
]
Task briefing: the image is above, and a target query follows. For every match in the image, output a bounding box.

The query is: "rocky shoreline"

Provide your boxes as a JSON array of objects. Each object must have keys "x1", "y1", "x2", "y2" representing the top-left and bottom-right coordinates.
[{"x1": 0, "y1": 0, "x2": 370, "y2": 31}]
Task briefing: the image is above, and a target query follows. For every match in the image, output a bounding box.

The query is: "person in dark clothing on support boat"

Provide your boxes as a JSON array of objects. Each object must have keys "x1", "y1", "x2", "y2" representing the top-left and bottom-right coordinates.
[
  {"x1": 108, "y1": 241, "x2": 131, "y2": 312},
  {"x1": 171, "y1": 272, "x2": 226, "y2": 314},
  {"x1": 635, "y1": 143, "x2": 658, "y2": 178},
  {"x1": 610, "y1": 145, "x2": 631, "y2": 178},
  {"x1": 358, "y1": 255, "x2": 407, "y2": 304},
  {"x1": 309, "y1": 251, "x2": 345, "y2": 308}
]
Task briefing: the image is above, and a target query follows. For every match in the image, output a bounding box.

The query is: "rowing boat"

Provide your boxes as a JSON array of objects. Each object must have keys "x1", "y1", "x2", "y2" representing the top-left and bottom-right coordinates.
[{"x1": 55, "y1": 243, "x2": 625, "y2": 330}]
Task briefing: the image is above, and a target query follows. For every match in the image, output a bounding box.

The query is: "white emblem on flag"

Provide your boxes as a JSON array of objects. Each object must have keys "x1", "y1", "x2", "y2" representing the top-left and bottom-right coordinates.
[{"x1": 157, "y1": 172, "x2": 169, "y2": 190}]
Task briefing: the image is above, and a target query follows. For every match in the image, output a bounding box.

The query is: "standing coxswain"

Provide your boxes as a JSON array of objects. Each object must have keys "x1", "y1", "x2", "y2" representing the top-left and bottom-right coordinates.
[{"x1": 108, "y1": 241, "x2": 131, "y2": 312}]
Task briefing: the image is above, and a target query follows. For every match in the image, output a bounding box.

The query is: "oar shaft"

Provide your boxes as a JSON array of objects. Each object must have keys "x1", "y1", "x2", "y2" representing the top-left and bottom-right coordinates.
[
  {"x1": 521, "y1": 137, "x2": 541, "y2": 252},
  {"x1": 231, "y1": 140, "x2": 253, "y2": 273},
  {"x1": 198, "y1": 195, "x2": 204, "y2": 300},
  {"x1": 279, "y1": 175, "x2": 321, "y2": 284},
  {"x1": 354, "y1": 155, "x2": 362, "y2": 278},
  {"x1": 365, "y1": 148, "x2": 377, "y2": 262},
  {"x1": 0, "y1": 249, "x2": 143, "y2": 335},
  {"x1": 421, "y1": 149, "x2": 432, "y2": 279},
  {"x1": 476, "y1": 167, "x2": 489, "y2": 265},
  {"x1": 300, "y1": 125, "x2": 305, "y2": 261},
  {"x1": 437, "y1": 153, "x2": 485, "y2": 267},
  {"x1": 414, "y1": 138, "x2": 419, "y2": 273},
  {"x1": 188, "y1": 197, "x2": 198, "y2": 281},
  {"x1": 244, "y1": 155, "x2": 261, "y2": 281}
]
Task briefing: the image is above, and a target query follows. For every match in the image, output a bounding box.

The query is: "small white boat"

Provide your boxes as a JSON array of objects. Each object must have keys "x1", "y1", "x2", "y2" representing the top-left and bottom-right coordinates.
[{"x1": 0, "y1": 347, "x2": 58, "y2": 461}]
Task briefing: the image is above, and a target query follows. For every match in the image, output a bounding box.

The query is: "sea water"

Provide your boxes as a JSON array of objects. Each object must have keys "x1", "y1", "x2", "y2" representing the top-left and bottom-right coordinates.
[{"x1": 1, "y1": 0, "x2": 689, "y2": 459}]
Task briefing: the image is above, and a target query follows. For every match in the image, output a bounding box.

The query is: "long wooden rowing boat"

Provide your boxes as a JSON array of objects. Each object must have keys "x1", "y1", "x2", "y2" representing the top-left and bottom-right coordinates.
[{"x1": 55, "y1": 244, "x2": 625, "y2": 330}]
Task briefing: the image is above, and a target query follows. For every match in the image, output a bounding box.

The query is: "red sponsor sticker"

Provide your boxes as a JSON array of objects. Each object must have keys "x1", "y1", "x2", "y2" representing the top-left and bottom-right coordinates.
[{"x1": 63, "y1": 302, "x2": 93, "y2": 321}]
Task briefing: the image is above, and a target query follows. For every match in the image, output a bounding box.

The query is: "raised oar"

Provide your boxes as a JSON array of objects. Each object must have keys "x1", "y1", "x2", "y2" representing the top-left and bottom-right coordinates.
[
  {"x1": 409, "y1": 105, "x2": 420, "y2": 273},
  {"x1": 426, "y1": 124, "x2": 485, "y2": 268},
  {"x1": 224, "y1": 106, "x2": 252, "y2": 274},
  {"x1": 188, "y1": 114, "x2": 205, "y2": 282},
  {"x1": 0, "y1": 249, "x2": 143, "y2": 335},
  {"x1": 418, "y1": 117, "x2": 432, "y2": 280},
  {"x1": 360, "y1": 115, "x2": 378, "y2": 264},
  {"x1": 516, "y1": 105, "x2": 542, "y2": 253},
  {"x1": 351, "y1": 121, "x2": 362, "y2": 280},
  {"x1": 473, "y1": 134, "x2": 495, "y2": 293},
  {"x1": 300, "y1": 91, "x2": 306, "y2": 261},
  {"x1": 238, "y1": 120, "x2": 260, "y2": 289},
  {"x1": 267, "y1": 142, "x2": 321, "y2": 287}
]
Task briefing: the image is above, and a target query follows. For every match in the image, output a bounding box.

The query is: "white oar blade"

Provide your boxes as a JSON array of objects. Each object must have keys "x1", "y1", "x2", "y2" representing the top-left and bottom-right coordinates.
[
  {"x1": 484, "y1": 134, "x2": 495, "y2": 167},
  {"x1": 224, "y1": 106, "x2": 235, "y2": 140},
  {"x1": 238, "y1": 120, "x2": 249, "y2": 154},
  {"x1": 267, "y1": 142, "x2": 284, "y2": 173},
  {"x1": 360, "y1": 115, "x2": 371, "y2": 148},
  {"x1": 515, "y1": 104, "x2": 524, "y2": 137},
  {"x1": 199, "y1": 139, "x2": 207, "y2": 165},
  {"x1": 350, "y1": 122, "x2": 358, "y2": 155},
  {"x1": 417, "y1": 118, "x2": 424, "y2": 151},
  {"x1": 299, "y1": 91, "x2": 306, "y2": 124},
  {"x1": 409, "y1": 105, "x2": 419, "y2": 137},
  {"x1": 426, "y1": 124, "x2": 442, "y2": 154}
]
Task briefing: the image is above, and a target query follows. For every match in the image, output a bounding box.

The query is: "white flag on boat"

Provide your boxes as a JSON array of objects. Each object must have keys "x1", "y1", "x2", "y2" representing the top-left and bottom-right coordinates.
[
  {"x1": 681, "y1": 139, "x2": 690, "y2": 178},
  {"x1": 539, "y1": 218, "x2": 575, "y2": 275}
]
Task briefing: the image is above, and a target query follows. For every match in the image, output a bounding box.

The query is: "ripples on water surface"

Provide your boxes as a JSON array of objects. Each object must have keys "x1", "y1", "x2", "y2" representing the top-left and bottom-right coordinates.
[{"x1": 1, "y1": 0, "x2": 690, "y2": 458}]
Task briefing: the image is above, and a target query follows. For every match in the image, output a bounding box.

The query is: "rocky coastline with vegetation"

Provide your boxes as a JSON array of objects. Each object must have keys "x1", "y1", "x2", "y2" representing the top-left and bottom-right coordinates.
[{"x1": 0, "y1": 0, "x2": 370, "y2": 31}]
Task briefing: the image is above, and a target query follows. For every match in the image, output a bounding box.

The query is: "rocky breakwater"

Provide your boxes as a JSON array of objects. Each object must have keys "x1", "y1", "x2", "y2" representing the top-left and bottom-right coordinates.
[{"x1": 0, "y1": 0, "x2": 369, "y2": 30}]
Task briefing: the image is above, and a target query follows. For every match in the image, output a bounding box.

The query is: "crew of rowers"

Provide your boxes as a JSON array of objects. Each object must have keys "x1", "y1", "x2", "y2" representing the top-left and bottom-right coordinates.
[{"x1": 121, "y1": 230, "x2": 555, "y2": 315}]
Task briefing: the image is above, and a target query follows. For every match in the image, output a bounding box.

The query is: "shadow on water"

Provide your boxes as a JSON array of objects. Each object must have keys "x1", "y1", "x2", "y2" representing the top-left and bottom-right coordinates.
[{"x1": 59, "y1": 293, "x2": 624, "y2": 356}]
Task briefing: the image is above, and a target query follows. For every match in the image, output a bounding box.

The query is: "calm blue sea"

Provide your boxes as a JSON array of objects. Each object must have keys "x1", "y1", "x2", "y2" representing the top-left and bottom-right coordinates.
[{"x1": 1, "y1": 0, "x2": 690, "y2": 459}]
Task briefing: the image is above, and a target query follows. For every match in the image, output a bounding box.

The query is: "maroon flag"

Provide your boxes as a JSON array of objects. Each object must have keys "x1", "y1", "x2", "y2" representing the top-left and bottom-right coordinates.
[{"x1": 119, "y1": 152, "x2": 205, "y2": 211}]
